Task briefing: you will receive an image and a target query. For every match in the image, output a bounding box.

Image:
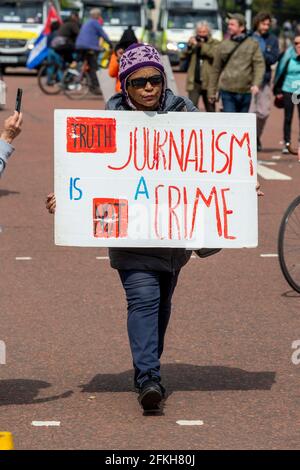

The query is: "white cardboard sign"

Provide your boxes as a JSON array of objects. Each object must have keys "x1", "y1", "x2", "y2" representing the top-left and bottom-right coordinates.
[{"x1": 55, "y1": 110, "x2": 258, "y2": 248}]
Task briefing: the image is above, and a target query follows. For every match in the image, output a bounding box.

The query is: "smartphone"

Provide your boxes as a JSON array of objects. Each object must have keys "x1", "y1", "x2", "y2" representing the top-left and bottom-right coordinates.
[{"x1": 15, "y1": 88, "x2": 23, "y2": 112}]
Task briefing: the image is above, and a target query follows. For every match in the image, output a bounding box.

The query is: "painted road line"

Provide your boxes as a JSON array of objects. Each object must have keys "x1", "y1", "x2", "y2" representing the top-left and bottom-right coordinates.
[
  {"x1": 15, "y1": 257, "x2": 32, "y2": 261},
  {"x1": 96, "y1": 256, "x2": 109, "y2": 260},
  {"x1": 257, "y1": 163, "x2": 292, "y2": 181},
  {"x1": 260, "y1": 254, "x2": 278, "y2": 258},
  {"x1": 258, "y1": 160, "x2": 277, "y2": 166},
  {"x1": 176, "y1": 420, "x2": 204, "y2": 426},
  {"x1": 272, "y1": 155, "x2": 282, "y2": 160},
  {"x1": 31, "y1": 421, "x2": 60, "y2": 427}
]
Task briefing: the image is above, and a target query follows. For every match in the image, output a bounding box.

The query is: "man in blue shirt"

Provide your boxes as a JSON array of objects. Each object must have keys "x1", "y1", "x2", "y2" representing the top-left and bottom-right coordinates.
[
  {"x1": 76, "y1": 8, "x2": 113, "y2": 95},
  {"x1": 250, "y1": 12, "x2": 280, "y2": 151},
  {"x1": 0, "y1": 112, "x2": 22, "y2": 177}
]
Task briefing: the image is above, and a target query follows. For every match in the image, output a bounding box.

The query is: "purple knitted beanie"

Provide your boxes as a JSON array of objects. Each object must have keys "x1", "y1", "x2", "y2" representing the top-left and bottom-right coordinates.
[{"x1": 119, "y1": 43, "x2": 166, "y2": 108}]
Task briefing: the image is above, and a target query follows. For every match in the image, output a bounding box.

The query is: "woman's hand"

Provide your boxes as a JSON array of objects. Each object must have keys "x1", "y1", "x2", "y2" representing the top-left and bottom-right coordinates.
[
  {"x1": 1, "y1": 111, "x2": 23, "y2": 144},
  {"x1": 256, "y1": 183, "x2": 264, "y2": 197},
  {"x1": 46, "y1": 193, "x2": 56, "y2": 214}
]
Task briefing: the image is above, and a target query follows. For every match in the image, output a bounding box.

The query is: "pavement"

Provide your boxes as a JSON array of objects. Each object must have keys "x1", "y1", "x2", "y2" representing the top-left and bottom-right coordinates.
[{"x1": 1, "y1": 71, "x2": 300, "y2": 450}]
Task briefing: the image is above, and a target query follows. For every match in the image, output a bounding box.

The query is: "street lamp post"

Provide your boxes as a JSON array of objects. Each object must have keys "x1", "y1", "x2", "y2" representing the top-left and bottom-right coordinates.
[{"x1": 245, "y1": 0, "x2": 253, "y2": 31}]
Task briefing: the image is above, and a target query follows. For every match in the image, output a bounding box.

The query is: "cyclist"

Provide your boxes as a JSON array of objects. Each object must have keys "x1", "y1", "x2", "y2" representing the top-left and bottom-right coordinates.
[
  {"x1": 52, "y1": 12, "x2": 80, "y2": 65},
  {"x1": 75, "y1": 8, "x2": 113, "y2": 95}
]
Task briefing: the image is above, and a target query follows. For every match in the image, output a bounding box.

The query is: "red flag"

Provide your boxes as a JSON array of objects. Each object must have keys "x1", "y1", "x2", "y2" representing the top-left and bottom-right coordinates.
[{"x1": 43, "y1": 5, "x2": 62, "y2": 35}]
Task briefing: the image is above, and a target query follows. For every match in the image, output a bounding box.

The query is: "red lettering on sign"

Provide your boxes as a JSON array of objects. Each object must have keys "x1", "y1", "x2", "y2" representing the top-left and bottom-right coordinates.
[{"x1": 67, "y1": 117, "x2": 116, "y2": 153}]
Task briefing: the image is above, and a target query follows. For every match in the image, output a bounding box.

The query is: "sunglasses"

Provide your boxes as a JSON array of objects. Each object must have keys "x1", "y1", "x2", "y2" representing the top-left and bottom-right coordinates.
[
  {"x1": 295, "y1": 41, "x2": 300, "y2": 45},
  {"x1": 127, "y1": 74, "x2": 163, "y2": 89}
]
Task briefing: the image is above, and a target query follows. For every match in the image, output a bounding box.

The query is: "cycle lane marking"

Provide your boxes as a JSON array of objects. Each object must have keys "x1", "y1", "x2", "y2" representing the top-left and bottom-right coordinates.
[{"x1": 257, "y1": 163, "x2": 292, "y2": 181}]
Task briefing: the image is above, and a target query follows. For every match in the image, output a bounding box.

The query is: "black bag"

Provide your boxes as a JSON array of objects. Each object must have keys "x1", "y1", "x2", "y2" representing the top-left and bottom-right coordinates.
[
  {"x1": 274, "y1": 95, "x2": 284, "y2": 108},
  {"x1": 194, "y1": 248, "x2": 222, "y2": 258}
]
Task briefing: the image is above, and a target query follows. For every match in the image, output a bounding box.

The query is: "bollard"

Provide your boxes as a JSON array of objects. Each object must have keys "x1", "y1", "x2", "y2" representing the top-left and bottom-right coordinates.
[{"x1": 0, "y1": 432, "x2": 14, "y2": 450}]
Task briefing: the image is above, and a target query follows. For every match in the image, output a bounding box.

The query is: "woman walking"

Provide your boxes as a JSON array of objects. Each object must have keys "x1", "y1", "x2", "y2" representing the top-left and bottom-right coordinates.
[{"x1": 274, "y1": 34, "x2": 300, "y2": 155}]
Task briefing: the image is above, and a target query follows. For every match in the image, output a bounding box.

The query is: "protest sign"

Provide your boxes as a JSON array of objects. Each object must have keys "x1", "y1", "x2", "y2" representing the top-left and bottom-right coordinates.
[{"x1": 55, "y1": 110, "x2": 257, "y2": 248}]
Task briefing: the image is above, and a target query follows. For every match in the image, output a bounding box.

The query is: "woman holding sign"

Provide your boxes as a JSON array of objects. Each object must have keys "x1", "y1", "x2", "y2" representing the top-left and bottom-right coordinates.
[{"x1": 47, "y1": 44, "x2": 263, "y2": 414}]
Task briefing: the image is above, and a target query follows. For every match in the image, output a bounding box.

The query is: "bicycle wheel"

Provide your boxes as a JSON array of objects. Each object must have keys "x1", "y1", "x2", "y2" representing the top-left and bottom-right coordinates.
[
  {"x1": 278, "y1": 195, "x2": 300, "y2": 293},
  {"x1": 63, "y1": 69, "x2": 91, "y2": 100},
  {"x1": 37, "y1": 63, "x2": 62, "y2": 95}
]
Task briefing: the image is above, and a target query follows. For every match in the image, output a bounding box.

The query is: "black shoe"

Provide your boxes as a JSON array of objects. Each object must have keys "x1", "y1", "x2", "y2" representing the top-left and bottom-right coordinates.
[
  {"x1": 135, "y1": 380, "x2": 166, "y2": 398},
  {"x1": 138, "y1": 379, "x2": 163, "y2": 411}
]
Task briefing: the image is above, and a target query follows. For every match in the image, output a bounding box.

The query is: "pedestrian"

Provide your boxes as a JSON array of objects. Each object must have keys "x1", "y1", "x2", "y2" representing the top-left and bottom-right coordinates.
[
  {"x1": 274, "y1": 34, "x2": 300, "y2": 155},
  {"x1": 75, "y1": 8, "x2": 113, "y2": 95},
  {"x1": 185, "y1": 21, "x2": 219, "y2": 111},
  {"x1": 46, "y1": 43, "x2": 264, "y2": 413},
  {"x1": 0, "y1": 112, "x2": 23, "y2": 177},
  {"x1": 208, "y1": 13, "x2": 265, "y2": 113},
  {"x1": 250, "y1": 12, "x2": 280, "y2": 151},
  {"x1": 52, "y1": 12, "x2": 80, "y2": 65},
  {"x1": 108, "y1": 27, "x2": 138, "y2": 93}
]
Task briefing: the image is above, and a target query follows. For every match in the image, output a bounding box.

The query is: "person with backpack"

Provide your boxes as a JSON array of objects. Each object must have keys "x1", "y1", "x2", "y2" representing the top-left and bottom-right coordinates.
[
  {"x1": 208, "y1": 13, "x2": 265, "y2": 113},
  {"x1": 250, "y1": 12, "x2": 280, "y2": 151}
]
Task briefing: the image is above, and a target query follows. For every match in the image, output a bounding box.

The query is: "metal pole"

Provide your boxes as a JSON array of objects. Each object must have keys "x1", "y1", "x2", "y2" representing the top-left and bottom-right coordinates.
[{"x1": 245, "y1": 0, "x2": 253, "y2": 31}]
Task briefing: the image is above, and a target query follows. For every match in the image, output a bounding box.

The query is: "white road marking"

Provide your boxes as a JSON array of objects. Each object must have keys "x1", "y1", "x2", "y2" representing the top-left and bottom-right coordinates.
[
  {"x1": 260, "y1": 254, "x2": 278, "y2": 258},
  {"x1": 272, "y1": 155, "x2": 282, "y2": 160},
  {"x1": 96, "y1": 256, "x2": 109, "y2": 260},
  {"x1": 176, "y1": 420, "x2": 204, "y2": 426},
  {"x1": 31, "y1": 421, "x2": 60, "y2": 427},
  {"x1": 15, "y1": 257, "x2": 32, "y2": 261},
  {"x1": 257, "y1": 163, "x2": 292, "y2": 181},
  {"x1": 258, "y1": 160, "x2": 276, "y2": 166}
]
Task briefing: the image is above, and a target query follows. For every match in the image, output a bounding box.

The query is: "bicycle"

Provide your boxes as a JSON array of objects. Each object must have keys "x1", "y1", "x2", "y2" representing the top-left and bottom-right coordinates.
[
  {"x1": 62, "y1": 59, "x2": 92, "y2": 100},
  {"x1": 278, "y1": 195, "x2": 300, "y2": 293},
  {"x1": 37, "y1": 59, "x2": 64, "y2": 95}
]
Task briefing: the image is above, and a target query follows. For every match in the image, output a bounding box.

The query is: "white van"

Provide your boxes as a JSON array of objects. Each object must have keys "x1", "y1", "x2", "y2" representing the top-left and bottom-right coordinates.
[
  {"x1": 0, "y1": 0, "x2": 60, "y2": 70},
  {"x1": 157, "y1": 0, "x2": 223, "y2": 66}
]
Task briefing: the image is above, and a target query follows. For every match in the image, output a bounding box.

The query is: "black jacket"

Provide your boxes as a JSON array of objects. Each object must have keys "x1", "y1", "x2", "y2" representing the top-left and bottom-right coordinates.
[{"x1": 105, "y1": 89, "x2": 198, "y2": 272}]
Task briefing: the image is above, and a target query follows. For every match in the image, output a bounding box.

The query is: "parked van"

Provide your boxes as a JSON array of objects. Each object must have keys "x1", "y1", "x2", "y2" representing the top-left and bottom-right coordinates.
[
  {"x1": 157, "y1": 0, "x2": 222, "y2": 66},
  {"x1": 0, "y1": 0, "x2": 60, "y2": 70}
]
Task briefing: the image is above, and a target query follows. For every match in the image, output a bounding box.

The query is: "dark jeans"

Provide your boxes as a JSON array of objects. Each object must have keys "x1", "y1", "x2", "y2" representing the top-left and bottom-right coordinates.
[
  {"x1": 78, "y1": 49, "x2": 99, "y2": 90},
  {"x1": 221, "y1": 90, "x2": 252, "y2": 113},
  {"x1": 283, "y1": 91, "x2": 300, "y2": 144},
  {"x1": 118, "y1": 269, "x2": 180, "y2": 387},
  {"x1": 188, "y1": 85, "x2": 215, "y2": 112}
]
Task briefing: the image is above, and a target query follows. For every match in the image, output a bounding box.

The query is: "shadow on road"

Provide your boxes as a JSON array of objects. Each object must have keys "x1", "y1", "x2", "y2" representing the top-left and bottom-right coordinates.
[
  {"x1": 281, "y1": 290, "x2": 300, "y2": 298},
  {"x1": 0, "y1": 189, "x2": 20, "y2": 198},
  {"x1": 80, "y1": 364, "x2": 276, "y2": 394},
  {"x1": 0, "y1": 379, "x2": 73, "y2": 406}
]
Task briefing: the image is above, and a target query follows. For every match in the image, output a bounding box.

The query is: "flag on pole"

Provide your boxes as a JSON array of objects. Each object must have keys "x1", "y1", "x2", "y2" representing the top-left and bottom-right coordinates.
[{"x1": 26, "y1": 5, "x2": 62, "y2": 70}]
